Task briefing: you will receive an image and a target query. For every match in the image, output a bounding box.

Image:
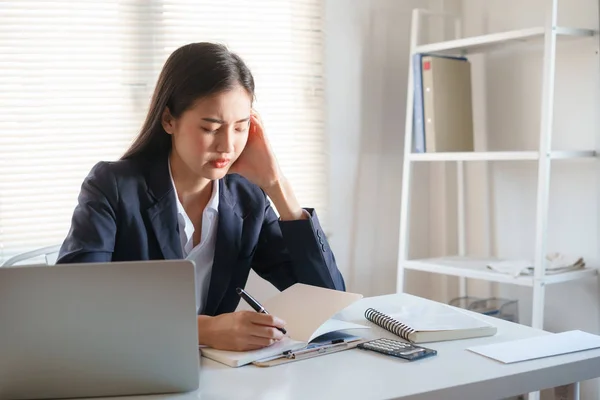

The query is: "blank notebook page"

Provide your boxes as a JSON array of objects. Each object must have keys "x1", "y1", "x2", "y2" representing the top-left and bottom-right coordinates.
[{"x1": 468, "y1": 330, "x2": 600, "y2": 364}]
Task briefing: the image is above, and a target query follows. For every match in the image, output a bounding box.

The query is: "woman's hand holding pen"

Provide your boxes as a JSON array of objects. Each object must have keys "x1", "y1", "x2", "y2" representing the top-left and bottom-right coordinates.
[{"x1": 197, "y1": 311, "x2": 287, "y2": 351}]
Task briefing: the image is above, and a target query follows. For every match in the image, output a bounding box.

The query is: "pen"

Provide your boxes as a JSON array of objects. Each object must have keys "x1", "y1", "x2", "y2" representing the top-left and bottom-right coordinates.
[
  {"x1": 236, "y1": 287, "x2": 287, "y2": 335},
  {"x1": 285, "y1": 341, "x2": 349, "y2": 359}
]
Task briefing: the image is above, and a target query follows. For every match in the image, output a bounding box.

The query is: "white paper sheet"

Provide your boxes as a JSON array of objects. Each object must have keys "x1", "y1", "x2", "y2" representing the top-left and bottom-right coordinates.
[{"x1": 468, "y1": 330, "x2": 600, "y2": 364}]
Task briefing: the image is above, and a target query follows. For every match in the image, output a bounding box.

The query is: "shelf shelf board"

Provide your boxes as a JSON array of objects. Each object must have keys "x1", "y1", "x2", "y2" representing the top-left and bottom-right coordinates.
[
  {"x1": 403, "y1": 256, "x2": 598, "y2": 287},
  {"x1": 408, "y1": 150, "x2": 597, "y2": 162},
  {"x1": 550, "y1": 150, "x2": 597, "y2": 159},
  {"x1": 414, "y1": 26, "x2": 596, "y2": 55}
]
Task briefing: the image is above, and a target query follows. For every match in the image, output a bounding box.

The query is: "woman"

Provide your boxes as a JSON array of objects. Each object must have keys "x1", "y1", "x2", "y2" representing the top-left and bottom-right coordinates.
[{"x1": 56, "y1": 42, "x2": 345, "y2": 351}]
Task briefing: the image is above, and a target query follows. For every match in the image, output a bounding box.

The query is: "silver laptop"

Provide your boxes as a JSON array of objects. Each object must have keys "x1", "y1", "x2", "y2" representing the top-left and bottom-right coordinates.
[{"x1": 0, "y1": 260, "x2": 200, "y2": 400}]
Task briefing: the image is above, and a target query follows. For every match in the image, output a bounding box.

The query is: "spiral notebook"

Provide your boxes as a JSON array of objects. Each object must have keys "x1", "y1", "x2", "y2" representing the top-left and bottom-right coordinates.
[{"x1": 365, "y1": 303, "x2": 497, "y2": 343}]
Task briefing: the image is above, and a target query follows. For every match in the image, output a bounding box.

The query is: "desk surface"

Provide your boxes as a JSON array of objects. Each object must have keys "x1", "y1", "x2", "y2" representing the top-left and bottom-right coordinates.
[{"x1": 98, "y1": 293, "x2": 600, "y2": 400}]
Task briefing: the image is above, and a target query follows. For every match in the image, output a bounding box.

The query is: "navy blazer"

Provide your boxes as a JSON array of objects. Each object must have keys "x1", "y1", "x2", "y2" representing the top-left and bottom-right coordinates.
[{"x1": 56, "y1": 153, "x2": 345, "y2": 315}]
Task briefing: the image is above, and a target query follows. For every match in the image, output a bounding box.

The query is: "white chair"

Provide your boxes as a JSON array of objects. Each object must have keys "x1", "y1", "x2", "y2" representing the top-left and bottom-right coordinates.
[{"x1": 1, "y1": 244, "x2": 61, "y2": 267}]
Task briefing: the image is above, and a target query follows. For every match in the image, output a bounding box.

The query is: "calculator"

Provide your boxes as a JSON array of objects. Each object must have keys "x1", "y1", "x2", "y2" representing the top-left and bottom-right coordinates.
[{"x1": 357, "y1": 338, "x2": 437, "y2": 361}]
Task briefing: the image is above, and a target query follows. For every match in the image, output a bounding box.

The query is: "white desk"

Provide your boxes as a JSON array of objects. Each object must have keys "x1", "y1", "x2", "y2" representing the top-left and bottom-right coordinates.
[{"x1": 102, "y1": 293, "x2": 600, "y2": 400}]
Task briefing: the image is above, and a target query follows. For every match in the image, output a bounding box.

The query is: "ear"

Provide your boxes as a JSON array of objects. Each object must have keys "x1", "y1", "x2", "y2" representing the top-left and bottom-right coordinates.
[{"x1": 161, "y1": 107, "x2": 175, "y2": 135}]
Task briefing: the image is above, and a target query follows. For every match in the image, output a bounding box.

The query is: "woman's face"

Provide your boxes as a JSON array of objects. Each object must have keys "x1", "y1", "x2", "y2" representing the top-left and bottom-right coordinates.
[{"x1": 163, "y1": 85, "x2": 251, "y2": 181}]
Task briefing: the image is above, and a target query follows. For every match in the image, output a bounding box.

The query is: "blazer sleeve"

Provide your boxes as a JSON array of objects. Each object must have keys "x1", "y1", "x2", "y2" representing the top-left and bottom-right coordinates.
[
  {"x1": 56, "y1": 162, "x2": 118, "y2": 264},
  {"x1": 250, "y1": 197, "x2": 346, "y2": 292}
]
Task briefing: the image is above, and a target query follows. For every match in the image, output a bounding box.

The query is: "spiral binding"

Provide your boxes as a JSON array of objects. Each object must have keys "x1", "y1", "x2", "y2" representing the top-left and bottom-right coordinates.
[{"x1": 364, "y1": 308, "x2": 415, "y2": 341}]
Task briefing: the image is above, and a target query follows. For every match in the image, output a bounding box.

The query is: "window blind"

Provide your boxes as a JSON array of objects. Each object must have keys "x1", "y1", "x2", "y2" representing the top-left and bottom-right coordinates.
[{"x1": 0, "y1": 0, "x2": 327, "y2": 264}]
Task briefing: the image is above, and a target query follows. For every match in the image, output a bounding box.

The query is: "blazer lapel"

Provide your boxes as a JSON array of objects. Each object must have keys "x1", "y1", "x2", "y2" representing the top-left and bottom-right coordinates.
[
  {"x1": 203, "y1": 178, "x2": 243, "y2": 316},
  {"x1": 143, "y1": 153, "x2": 183, "y2": 260},
  {"x1": 146, "y1": 197, "x2": 183, "y2": 260}
]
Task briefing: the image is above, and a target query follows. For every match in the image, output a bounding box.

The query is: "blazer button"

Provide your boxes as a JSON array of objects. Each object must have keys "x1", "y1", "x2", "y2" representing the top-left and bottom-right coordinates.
[
  {"x1": 321, "y1": 244, "x2": 326, "y2": 252},
  {"x1": 316, "y1": 230, "x2": 322, "y2": 238}
]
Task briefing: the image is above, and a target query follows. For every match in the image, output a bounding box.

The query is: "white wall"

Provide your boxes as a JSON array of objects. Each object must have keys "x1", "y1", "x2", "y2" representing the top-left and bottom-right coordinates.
[{"x1": 324, "y1": 0, "x2": 440, "y2": 297}]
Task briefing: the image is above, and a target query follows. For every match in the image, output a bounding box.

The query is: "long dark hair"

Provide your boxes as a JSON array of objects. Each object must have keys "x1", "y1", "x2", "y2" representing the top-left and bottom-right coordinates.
[{"x1": 122, "y1": 42, "x2": 255, "y2": 160}]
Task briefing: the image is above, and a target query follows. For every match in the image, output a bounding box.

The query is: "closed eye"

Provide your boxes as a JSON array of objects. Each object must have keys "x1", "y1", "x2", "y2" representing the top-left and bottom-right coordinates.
[
  {"x1": 202, "y1": 127, "x2": 219, "y2": 134},
  {"x1": 235, "y1": 122, "x2": 250, "y2": 133}
]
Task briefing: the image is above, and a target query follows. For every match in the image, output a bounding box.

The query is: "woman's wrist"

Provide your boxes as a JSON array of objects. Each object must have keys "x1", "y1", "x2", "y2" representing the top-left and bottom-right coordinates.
[
  {"x1": 197, "y1": 315, "x2": 214, "y2": 346},
  {"x1": 264, "y1": 178, "x2": 306, "y2": 221}
]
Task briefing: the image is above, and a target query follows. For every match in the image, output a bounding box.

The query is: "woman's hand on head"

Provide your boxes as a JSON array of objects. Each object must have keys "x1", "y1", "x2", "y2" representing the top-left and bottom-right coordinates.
[
  {"x1": 228, "y1": 111, "x2": 283, "y2": 191},
  {"x1": 229, "y1": 110, "x2": 306, "y2": 221},
  {"x1": 197, "y1": 311, "x2": 287, "y2": 351}
]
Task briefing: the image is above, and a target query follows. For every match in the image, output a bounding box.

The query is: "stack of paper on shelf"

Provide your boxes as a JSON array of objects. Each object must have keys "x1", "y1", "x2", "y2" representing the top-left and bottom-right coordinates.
[{"x1": 486, "y1": 253, "x2": 585, "y2": 277}]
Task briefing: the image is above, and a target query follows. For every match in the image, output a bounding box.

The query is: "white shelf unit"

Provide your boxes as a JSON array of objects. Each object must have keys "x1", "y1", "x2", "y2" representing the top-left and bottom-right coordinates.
[
  {"x1": 396, "y1": 3, "x2": 599, "y2": 335},
  {"x1": 408, "y1": 150, "x2": 596, "y2": 162},
  {"x1": 415, "y1": 26, "x2": 595, "y2": 55},
  {"x1": 404, "y1": 257, "x2": 598, "y2": 287}
]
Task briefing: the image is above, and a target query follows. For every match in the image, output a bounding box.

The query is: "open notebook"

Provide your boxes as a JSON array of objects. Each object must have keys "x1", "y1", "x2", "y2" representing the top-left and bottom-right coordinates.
[
  {"x1": 365, "y1": 302, "x2": 497, "y2": 343},
  {"x1": 200, "y1": 284, "x2": 367, "y2": 367}
]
